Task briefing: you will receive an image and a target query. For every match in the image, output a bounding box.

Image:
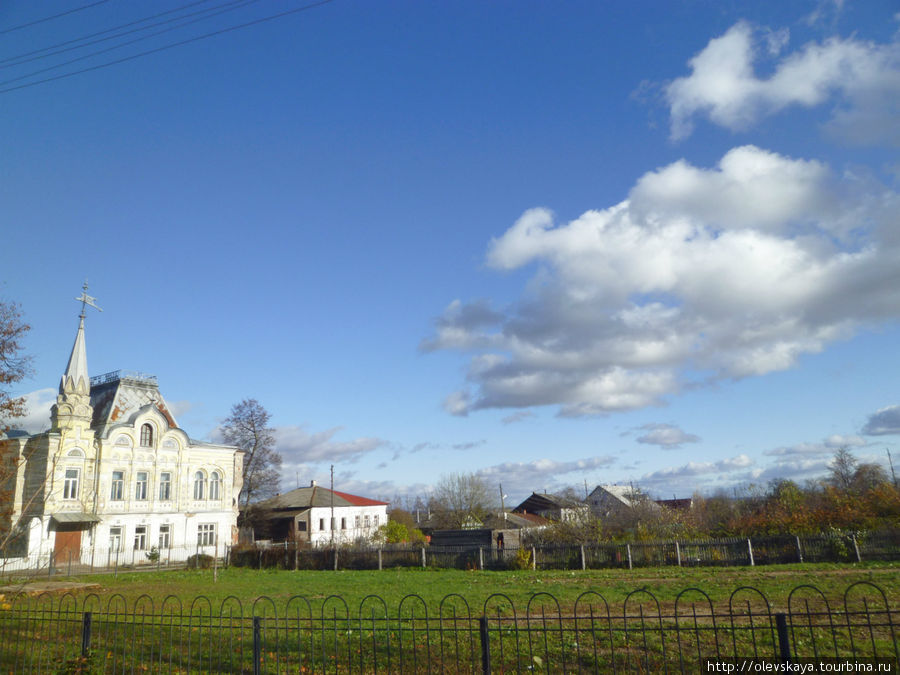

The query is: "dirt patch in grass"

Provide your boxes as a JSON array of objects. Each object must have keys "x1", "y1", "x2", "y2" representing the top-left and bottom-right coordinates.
[{"x1": 0, "y1": 581, "x2": 101, "y2": 597}]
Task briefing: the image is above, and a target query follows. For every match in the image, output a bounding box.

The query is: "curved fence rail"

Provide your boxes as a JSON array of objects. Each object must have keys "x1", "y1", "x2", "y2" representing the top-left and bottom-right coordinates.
[{"x1": 0, "y1": 581, "x2": 896, "y2": 672}]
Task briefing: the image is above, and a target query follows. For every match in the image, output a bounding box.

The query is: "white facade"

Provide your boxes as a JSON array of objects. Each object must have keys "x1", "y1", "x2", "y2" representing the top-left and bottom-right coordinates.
[{"x1": 0, "y1": 312, "x2": 243, "y2": 570}]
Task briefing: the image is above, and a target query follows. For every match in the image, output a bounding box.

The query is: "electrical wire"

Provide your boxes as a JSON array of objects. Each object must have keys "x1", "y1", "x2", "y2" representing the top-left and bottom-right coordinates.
[
  {"x1": 0, "y1": 0, "x2": 229, "y2": 68},
  {"x1": 0, "y1": 0, "x2": 111, "y2": 36},
  {"x1": 0, "y1": 0, "x2": 264, "y2": 79},
  {"x1": 0, "y1": 0, "x2": 334, "y2": 95}
]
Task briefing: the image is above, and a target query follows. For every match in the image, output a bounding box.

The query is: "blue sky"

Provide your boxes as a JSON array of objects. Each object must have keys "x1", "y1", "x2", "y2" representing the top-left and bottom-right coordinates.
[{"x1": 2, "y1": 0, "x2": 899, "y2": 504}]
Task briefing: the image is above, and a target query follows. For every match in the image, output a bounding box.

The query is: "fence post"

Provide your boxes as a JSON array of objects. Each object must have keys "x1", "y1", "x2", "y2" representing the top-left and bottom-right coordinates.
[
  {"x1": 421, "y1": 547, "x2": 426, "y2": 569},
  {"x1": 294, "y1": 543, "x2": 298, "y2": 571},
  {"x1": 626, "y1": 544, "x2": 632, "y2": 570},
  {"x1": 479, "y1": 547, "x2": 484, "y2": 571},
  {"x1": 114, "y1": 548, "x2": 119, "y2": 578},
  {"x1": 334, "y1": 548, "x2": 339, "y2": 571},
  {"x1": 81, "y1": 611, "x2": 92, "y2": 657},
  {"x1": 580, "y1": 545, "x2": 586, "y2": 571},
  {"x1": 378, "y1": 548, "x2": 382, "y2": 571},
  {"x1": 252, "y1": 616, "x2": 262, "y2": 675},
  {"x1": 775, "y1": 613, "x2": 791, "y2": 663},
  {"x1": 747, "y1": 539, "x2": 754, "y2": 567},
  {"x1": 852, "y1": 535, "x2": 862, "y2": 563},
  {"x1": 675, "y1": 541, "x2": 681, "y2": 567},
  {"x1": 531, "y1": 546, "x2": 536, "y2": 571},
  {"x1": 795, "y1": 536, "x2": 803, "y2": 563},
  {"x1": 479, "y1": 616, "x2": 491, "y2": 675}
]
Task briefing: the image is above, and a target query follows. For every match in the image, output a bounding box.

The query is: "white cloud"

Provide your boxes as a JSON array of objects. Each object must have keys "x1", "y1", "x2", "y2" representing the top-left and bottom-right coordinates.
[
  {"x1": 635, "y1": 423, "x2": 700, "y2": 449},
  {"x1": 862, "y1": 404, "x2": 900, "y2": 435},
  {"x1": 425, "y1": 146, "x2": 900, "y2": 417},
  {"x1": 501, "y1": 410, "x2": 535, "y2": 425},
  {"x1": 273, "y1": 425, "x2": 386, "y2": 464},
  {"x1": 666, "y1": 21, "x2": 900, "y2": 144},
  {"x1": 764, "y1": 434, "x2": 865, "y2": 458},
  {"x1": 7, "y1": 388, "x2": 55, "y2": 433},
  {"x1": 476, "y1": 455, "x2": 617, "y2": 498}
]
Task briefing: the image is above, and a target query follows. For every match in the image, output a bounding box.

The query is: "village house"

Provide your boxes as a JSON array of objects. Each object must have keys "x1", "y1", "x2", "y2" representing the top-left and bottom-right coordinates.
[{"x1": 248, "y1": 481, "x2": 388, "y2": 546}]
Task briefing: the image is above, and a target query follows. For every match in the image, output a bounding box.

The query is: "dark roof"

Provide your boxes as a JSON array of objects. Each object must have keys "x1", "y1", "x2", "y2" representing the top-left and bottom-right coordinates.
[
  {"x1": 513, "y1": 492, "x2": 585, "y2": 514},
  {"x1": 253, "y1": 485, "x2": 388, "y2": 511},
  {"x1": 654, "y1": 497, "x2": 693, "y2": 511}
]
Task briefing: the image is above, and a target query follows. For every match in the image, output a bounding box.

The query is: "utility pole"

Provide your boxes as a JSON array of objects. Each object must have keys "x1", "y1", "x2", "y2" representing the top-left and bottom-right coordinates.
[
  {"x1": 887, "y1": 449, "x2": 898, "y2": 488},
  {"x1": 330, "y1": 464, "x2": 335, "y2": 550}
]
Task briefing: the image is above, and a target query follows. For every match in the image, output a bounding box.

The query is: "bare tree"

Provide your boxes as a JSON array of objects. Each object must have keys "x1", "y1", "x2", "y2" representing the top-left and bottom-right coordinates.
[
  {"x1": 221, "y1": 399, "x2": 282, "y2": 507},
  {"x1": 827, "y1": 448, "x2": 858, "y2": 492},
  {"x1": 0, "y1": 300, "x2": 31, "y2": 432},
  {"x1": 429, "y1": 472, "x2": 498, "y2": 529}
]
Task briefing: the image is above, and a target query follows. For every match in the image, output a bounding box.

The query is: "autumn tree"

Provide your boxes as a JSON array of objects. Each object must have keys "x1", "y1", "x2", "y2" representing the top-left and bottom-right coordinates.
[
  {"x1": 429, "y1": 472, "x2": 498, "y2": 529},
  {"x1": 0, "y1": 300, "x2": 31, "y2": 432},
  {"x1": 221, "y1": 399, "x2": 283, "y2": 508}
]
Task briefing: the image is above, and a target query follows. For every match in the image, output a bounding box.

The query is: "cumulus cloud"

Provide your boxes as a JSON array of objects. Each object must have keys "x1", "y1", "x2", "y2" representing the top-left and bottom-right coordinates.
[
  {"x1": 425, "y1": 145, "x2": 900, "y2": 417},
  {"x1": 7, "y1": 388, "x2": 55, "y2": 433},
  {"x1": 642, "y1": 454, "x2": 754, "y2": 481},
  {"x1": 861, "y1": 405, "x2": 900, "y2": 435},
  {"x1": 635, "y1": 423, "x2": 700, "y2": 449},
  {"x1": 273, "y1": 425, "x2": 386, "y2": 464},
  {"x1": 764, "y1": 434, "x2": 866, "y2": 458},
  {"x1": 666, "y1": 21, "x2": 900, "y2": 144},
  {"x1": 476, "y1": 455, "x2": 617, "y2": 497}
]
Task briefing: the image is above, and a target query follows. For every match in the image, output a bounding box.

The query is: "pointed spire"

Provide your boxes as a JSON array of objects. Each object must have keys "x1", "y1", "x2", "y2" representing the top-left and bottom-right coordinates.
[{"x1": 61, "y1": 316, "x2": 89, "y2": 394}]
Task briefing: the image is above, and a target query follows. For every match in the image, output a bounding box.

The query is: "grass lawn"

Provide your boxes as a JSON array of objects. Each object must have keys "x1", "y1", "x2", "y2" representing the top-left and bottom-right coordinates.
[{"x1": 34, "y1": 561, "x2": 900, "y2": 615}]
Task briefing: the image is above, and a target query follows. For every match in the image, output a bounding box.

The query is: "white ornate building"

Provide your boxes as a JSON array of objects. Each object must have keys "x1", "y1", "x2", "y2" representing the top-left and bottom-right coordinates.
[{"x1": 0, "y1": 302, "x2": 244, "y2": 569}]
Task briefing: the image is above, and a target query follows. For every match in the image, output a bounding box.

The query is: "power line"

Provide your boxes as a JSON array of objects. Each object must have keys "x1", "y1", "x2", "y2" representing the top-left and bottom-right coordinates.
[
  {"x1": 0, "y1": 0, "x2": 267, "y2": 88},
  {"x1": 0, "y1": 0, "x2": 111, "y2": 36},
  {"x1": 0, "y1": 0, "x2": 219, "y2": 68},
  {"x1": 0, "y1": 0, "x2": 335, "y2": 95}
]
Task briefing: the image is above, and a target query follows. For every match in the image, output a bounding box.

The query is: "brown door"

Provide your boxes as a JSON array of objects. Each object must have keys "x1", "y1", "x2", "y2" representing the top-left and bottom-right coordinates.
[{"x1": 54, "y1": 530, "x2": 81, "y2": 562}]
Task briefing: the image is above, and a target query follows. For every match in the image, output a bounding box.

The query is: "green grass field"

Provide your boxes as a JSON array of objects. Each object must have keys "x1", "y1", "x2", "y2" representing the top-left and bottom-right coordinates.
[
  {"x1": 23, "y1": 561, "x2": 898, "y2": 614},
  {"x1": 1, "y1": 563, "x2": 897, "y2": 672}
]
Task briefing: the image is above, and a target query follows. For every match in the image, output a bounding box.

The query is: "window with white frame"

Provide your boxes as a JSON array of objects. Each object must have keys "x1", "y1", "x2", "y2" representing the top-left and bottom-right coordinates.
[
  {"x1": 159, "y1": 472, "x2": 171, "y2": 501},
  {"x1": 158, "y1": 524, "x2": 170, "y2": 549},
  {"x1": 134, "y1": 525, "x2": 147, "y2": 550},
  {"x1": 63, "y1": 468, "x2": 79, "y2": 500},
  {"x1": 193, "y1": 471, "x2": 205, "y2": 500},
  {"x1": 209, "y1": 471, "x2": 221, "y2": 500},
  {"x1": 374, "y1": 515, "x2": 379, "y2": 527},
  {"x1": 135, "y1": 471, "x2": 148, "y2": 500},
  {"x1": 110, "y1": 471, "x2": 124, "y2": 500},
  {"x1": 354, "y1": 515, "x2": 360, "y2": 529},
  {"x1": 109, "y1": 526, "x2": 123, "y2": 552},
  {"x1": 341, "y1": 517, "x2": 346, "y2": 530},
  {"x1": 319, "y1": 518, "x2": 325, "y2": 531},
  {"x1": 364, "y1": 515, "x2": 371, "y2": 528},
  {"x1": 197, "y1": 523, "x2": 216, "y2": 546}
]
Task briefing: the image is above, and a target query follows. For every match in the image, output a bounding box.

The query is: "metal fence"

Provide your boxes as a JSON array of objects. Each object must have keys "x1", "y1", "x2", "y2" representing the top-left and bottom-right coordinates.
[
  {"x1": 0, "y1": 541, "x2": 225, "y2": 577},
  {"x1": 0, "y1": 581, "x2": 896, "y2": 672},
  {"x1": 231, "y1": 530, "x2": 900, "y2": 573},
  {"x1": 2, "y1": 530, "x2": 898, "y2": 578}
]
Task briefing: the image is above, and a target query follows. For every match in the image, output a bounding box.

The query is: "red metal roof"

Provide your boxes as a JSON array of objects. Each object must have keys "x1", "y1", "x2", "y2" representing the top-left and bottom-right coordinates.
[{"x1": 332, "y1": 490, "x2": 389, "y2": 507}]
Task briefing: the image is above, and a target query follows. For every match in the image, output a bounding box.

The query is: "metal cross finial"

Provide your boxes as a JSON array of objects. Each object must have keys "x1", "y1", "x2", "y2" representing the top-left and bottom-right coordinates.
[{"x1": 75, "y1": 280, "x2": 102, "y2": 319}]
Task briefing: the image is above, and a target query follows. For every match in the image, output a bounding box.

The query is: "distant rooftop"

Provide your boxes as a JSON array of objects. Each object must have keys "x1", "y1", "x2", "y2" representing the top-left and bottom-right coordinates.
[{"x1": 90, "y1": 370, "x2": 158, "y2": 387}]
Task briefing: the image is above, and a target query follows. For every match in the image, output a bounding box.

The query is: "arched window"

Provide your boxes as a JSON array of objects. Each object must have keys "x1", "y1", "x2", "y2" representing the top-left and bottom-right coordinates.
[
  {"x1": 209, "y1": 471, "x2": 221, "y2": 500},
  {"x1": 140, "y1": 424, "x2": 154, "y2": 447},
  {"x1": 193, "y1": 471, "x2": 205, "y2": 500}
]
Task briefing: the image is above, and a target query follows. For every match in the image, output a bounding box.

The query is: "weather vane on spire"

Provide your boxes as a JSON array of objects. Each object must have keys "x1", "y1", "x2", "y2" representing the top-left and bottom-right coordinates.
[{"x1": 75, "y1": 280, "x2": 102, "y2": 319}]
